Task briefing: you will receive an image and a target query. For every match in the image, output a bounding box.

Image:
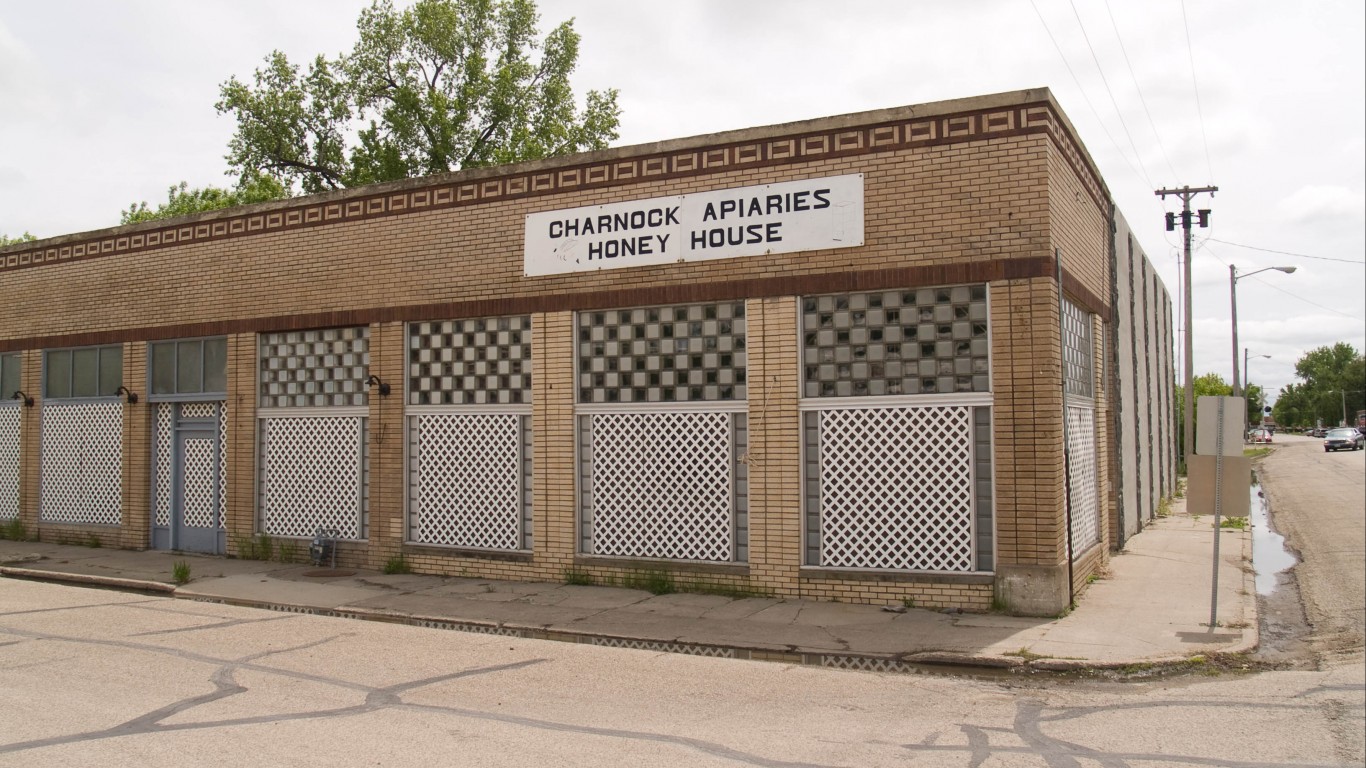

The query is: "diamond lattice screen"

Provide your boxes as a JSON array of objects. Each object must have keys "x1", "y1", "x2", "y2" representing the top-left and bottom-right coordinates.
[
  {"x1": 40, "y1": 402, "x2": 123, "y2": 525},
  {"x1": 589, "y1": 412, "x2": 733, "y2": 561},
  {"x1": 182, "y1": 436, "x2": 217, "y2": 528},
  {"x1": 259, "y1": 327, "x2": 370, "y2": 408},
  {"x1": 0, "y1": 406, "x2": 19, "y2": 520},
  {"x1": 261, "y1": 417, "x2": 364, "y2": 538},
  {"x1": 1066, "y1": 404, "x2": 1101, "y2": 556},
  {"x1": 409, "y1": 317, "x2": 531, "y2": 405},
  {"x1": 803, "y1": 286, "x2": 989, "y2": 397},
  {"x1": 578, "y1": 302, "x2": 746, "y2": 404},
  {"x1": 153, "y1": 403, "x2": 172, "y2": 526},
  {"x1": 818, "y1": 405, "x2": 975, "y2": 570},
  {"x1": 1063, "y1": 298, "x2": 1094, "y2": 399},
  {"x1": 413, "y1": 413, "x2": 522, "y2": 549}
]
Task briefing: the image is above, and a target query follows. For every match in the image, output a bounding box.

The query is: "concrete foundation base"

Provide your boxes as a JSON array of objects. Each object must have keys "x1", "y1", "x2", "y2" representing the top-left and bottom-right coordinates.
[{"x1": 995, "y1": 563, "x2": 1070, "y2": 617}]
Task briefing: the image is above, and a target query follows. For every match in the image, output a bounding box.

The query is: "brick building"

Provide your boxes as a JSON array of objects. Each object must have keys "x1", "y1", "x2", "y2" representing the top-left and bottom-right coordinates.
[{"x1": 0, "y1": 88, "x2": 1173, "y2": 615}]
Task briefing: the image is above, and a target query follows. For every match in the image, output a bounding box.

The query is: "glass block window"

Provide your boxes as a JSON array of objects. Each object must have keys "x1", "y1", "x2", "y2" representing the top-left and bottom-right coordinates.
[
  {"x1": 0, "y1": 353, "x2": 19, "y2": 402},
  {"x1": 577, "y1": 302, "x2": 746, "y2": 404},
  {"x1": 43, "y1": 345, "x2": 123, "y2": 399},
  {"x1": 408, "y1": 317, "x2": 531, "y2": 405},
  {"x1": 1062, "y1": 298, "x2": 1094, "y2": 399},
  {"x1": 150, "y1": 337, "x2": 227, "y2": 397},
  {"x1": 801, "y1": 286, "x2": 989, "y2": 398},
  {"x1": 259, "y1": 328, "x2": 370, "y2": 408}
]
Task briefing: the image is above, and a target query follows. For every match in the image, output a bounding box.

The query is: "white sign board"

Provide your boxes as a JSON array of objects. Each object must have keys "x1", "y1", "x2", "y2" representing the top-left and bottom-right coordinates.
[
  {"x1": 524, "y1": 174, "x2": 864, "y2": 276},
  {"x1": 1196, "y1": 395, "x2": 1245, "y2": 457}
]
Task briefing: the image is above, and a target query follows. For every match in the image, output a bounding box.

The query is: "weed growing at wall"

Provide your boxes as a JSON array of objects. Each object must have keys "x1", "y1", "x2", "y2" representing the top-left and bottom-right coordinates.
[{"x1": 0, "y1": 519, "x2": 27, "y2": 541}]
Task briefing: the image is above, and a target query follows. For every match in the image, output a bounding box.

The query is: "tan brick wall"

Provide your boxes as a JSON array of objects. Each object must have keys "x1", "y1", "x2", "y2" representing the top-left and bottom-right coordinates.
[
  {"x1": 224, "y1": 333, "x2": 257, "y2": 555},
  {"x1": 990, "y1": 277, "x2": 1065, "y2": 568},
  {"x1": 746, "y1": 296, "x2": 802, "y2": 596}
]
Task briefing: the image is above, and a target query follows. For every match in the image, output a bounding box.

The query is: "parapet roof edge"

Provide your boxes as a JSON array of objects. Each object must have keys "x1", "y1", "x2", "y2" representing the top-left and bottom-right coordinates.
[{"x1": 4, "y1": 87, "x2": 1109, "y2": 253}]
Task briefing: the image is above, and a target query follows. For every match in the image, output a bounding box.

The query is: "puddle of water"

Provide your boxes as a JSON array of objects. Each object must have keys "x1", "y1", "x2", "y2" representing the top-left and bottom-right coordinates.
[{"x1": 1249, "y1": 482, "x2": 1297, "y2": 595}]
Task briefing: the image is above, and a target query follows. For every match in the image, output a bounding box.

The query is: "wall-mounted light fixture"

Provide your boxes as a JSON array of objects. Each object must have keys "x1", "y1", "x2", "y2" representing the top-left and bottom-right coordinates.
[
  {"x1": 11, "y1": 391, "x2": 33, "y2": 407},
  {"x1": 365, "y1": 375, "x2": 391, "y2": 397},
  {"x1": 114, "y1": 386, "x2": 139, "y2": 404}
]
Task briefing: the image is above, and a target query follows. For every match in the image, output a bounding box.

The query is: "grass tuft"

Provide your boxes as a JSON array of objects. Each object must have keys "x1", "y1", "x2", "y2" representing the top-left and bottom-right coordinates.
[{"x1": 382, "y1": 555, "x2": 412, "y2": 575}]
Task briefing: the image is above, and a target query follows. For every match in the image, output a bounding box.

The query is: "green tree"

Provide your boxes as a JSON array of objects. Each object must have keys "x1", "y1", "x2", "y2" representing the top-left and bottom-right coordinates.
[
  {"x1": 0, "y1": 232, "x2": 37, "y2": 247},
  {"x1": 1175, "y1": 373, "x2": 1236, "y2": 457},
  {"x1": 216, "y1": 0, "x2": 620, "y2": 194},
  {"x1": 121, "y1": 174, "x2": 291, "y2": 225},
  {"x1": 1273, "y1": 343, "x2": 1365, "y2": 428}
]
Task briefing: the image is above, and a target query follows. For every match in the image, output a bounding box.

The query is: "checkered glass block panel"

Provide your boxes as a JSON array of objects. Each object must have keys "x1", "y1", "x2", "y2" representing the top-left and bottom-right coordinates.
[
  {"x1": 153, "y1": 403, "x2": 173, "y2": 527},
  {"x1": 817, "y1": 405, "x2": 975, "y2": 571},
  {"x1": 259, "y1": 327, "x2": 370, "y2": 408},
  {"x1": 0, "y1": 406, "x2": 19, "y2": 520},
  {"x1": 802, "y1": 286, "x2": 989, "y2": 398},
  {"x1": 589, "y1": 412, "x2": 733, "y2": 561},
  {"x1": 1066, "y1": 404, "x2": 1101, "y2": 556},
  {"x1": 261, "y1": 417, "x2": 364, "y2": 539},
  {"x1": 578, "y1": 302, "x2": 746, "y2": 403},
  {"x1": 413, "y1": 413, "x2": 522, "y2": 549},
  {"x1": 1063, "y1": 298, "x2": 1094, "y2": 399},
  {"x1": 40, "y1": 402, "x2": 123, "y2": 525},
  {"x1": 409, "y1": 317, "x2": 531, "y2": 405}
]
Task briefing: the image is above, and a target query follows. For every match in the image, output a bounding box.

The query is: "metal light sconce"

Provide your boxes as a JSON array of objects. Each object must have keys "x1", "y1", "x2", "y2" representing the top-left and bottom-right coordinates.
[
  {"x1": 11, "y1": 390, "x2": 33, "y2": 408},
  {"x1": 365, "y1": 375, "x2": 391, "y2": 397},
  {"x1": 114, "y1": 386, "x2": 139, "y2": 404}
]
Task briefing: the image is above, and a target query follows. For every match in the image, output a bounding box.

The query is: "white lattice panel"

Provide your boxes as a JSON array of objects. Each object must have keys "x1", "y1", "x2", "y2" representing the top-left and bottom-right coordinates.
[
  {"x1": 181, "y1": 402, "x2": 217, "y2": 419},
  {"x1": 590, "y1": 412, "x2": 733, "y2": 561},
  {"x1": 40, "y1": 402, "x2": 123, "y2": 525},
  {"x1": 414, "y1": 413, "x2": 521, "y2": 549},
  {"x1": 0, "y1": 406, "x2": 19, "y2": 520},
  {"x1": 182, "y1": 437, "x2": 217, "y2": 528},
  {"x1": 1066, "y1": 404, "x2": 1100, "y2": 556},
  {"x1": 818, "y1": 406, "x2": 975, "y2": 571},
  {"x1": 261, "y1": 417, "x2": 363, "y2": 539},
  {"x1": 154, "y1": 403, "x2": 172, "y2": 526}
]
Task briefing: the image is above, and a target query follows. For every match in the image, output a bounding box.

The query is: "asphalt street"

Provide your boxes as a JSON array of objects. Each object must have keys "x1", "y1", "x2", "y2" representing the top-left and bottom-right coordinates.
[{"x1": 1, "y1": 578, "x2": 1362, "y2": 767}]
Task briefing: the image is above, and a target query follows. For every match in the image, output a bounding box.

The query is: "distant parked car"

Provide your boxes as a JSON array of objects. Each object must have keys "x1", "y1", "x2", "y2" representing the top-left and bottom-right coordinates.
[
  {"x1": 1248, "y1": 428, "x2": 1273, "y2": 444},
  {"x1": 1323, "y1": 428, "x2": 1364, "y2": 452}
]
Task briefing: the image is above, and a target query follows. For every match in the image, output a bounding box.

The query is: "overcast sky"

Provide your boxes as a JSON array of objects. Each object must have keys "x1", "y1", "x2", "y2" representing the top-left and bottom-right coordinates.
[{"x1": 2, "y1": 0, "x2": 1362, "y2": 407}]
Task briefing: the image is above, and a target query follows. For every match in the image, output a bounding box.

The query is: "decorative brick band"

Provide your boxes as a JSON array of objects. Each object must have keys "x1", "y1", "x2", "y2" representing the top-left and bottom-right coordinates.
[
  {"x1": 0, "y1": 256, "x2": 1108, "y2": 354},
  {"x1": 2, "y1": 101, "x2": 1105, "y2": 275}
]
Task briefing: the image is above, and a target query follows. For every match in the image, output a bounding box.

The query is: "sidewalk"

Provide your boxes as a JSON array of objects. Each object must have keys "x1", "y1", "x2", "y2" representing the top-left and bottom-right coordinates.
[{"x1": 0, "y1": 501, "x2": 1256, "y2": 673}]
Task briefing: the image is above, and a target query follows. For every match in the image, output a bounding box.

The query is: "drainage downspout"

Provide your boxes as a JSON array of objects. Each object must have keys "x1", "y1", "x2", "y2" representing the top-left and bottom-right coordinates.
[{"x1": 1058, "y1": 248, "x2": 1075, "y2": 608}]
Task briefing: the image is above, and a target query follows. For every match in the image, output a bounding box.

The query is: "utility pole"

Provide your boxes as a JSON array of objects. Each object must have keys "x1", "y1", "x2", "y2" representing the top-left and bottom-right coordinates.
[{"x1": 1156, "y1": 184, "x2": 1217, "y2": 466}]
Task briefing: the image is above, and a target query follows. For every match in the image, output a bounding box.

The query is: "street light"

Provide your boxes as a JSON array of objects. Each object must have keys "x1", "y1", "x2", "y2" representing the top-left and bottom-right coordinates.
[
  {"x1": 1243, "y1": 350, "x2": 1270, "y2": 437},
  {"x1": 1230, "y1": 264, "x2": 1297, "y2": 397}
]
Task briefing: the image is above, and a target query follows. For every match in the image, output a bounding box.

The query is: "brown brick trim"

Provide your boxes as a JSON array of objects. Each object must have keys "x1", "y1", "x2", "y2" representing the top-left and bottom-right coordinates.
[
  {"x1": 2, "y1": 101, "x2": 1107, "y2": 275},
  {"x1": 0, "y1": 255, "x2": 1097, "y2": 352}
]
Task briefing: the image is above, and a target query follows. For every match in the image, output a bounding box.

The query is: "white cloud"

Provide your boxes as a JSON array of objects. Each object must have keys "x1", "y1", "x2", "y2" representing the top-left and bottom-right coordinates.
[{"x1": 1278, "y1": 185, "x2": 1366, "y2": 224}]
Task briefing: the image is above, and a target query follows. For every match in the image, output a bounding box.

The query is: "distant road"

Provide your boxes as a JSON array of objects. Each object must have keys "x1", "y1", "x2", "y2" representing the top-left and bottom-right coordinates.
[{"x1": 1256, "y1": 433, "x2": 1366, "y2": 665}]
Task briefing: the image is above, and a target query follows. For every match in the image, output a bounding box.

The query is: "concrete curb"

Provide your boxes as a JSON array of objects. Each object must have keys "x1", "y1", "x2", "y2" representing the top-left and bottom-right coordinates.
[{"x1": 1, "y1": 567, "x2": 175, "y2": 594}]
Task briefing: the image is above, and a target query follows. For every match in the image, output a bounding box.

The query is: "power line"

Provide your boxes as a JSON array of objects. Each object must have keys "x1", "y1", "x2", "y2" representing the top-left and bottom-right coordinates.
[
  {"x1": 1202, "y1": 243, "x2": 1364, "y2": 321},
  {"x1": 1028, "y1": 0, "x2": 1155, "y2": 199},
  {"x1": 1179, "y1": 0, "x2": 1215, "y2": 182},
  {"x1": 1067, "y1": 0, "x2": 1153, "y2": 188},
  {"x1": 1204, "y1": 237, "x2": 1365, "y2": 265},
  {"x1": 1101, "y1": 0, "x2": 1179, "y2": 181}
]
